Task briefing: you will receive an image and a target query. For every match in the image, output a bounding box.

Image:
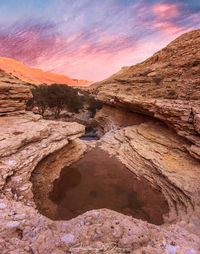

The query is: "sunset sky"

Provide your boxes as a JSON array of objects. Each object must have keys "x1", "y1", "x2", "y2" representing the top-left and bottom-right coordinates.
[{"x1": 0, "y1": 0, "x2": 199, "y2": 81}]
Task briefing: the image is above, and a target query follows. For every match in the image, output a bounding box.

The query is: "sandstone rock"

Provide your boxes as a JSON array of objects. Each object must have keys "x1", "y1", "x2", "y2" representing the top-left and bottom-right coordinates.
[
  {"x1": 1, "y1": 109, "x2": 199, "y2": 252},
  {"x1": 100, "y1": 121, "x2": 200, "y2": 235},
  {"x1": 0, "y1": 200, "x2": 199, "y2": 254},
  {"x1": 95, "y1": 104, "x2": 153, "y2": 136},
  {"x1": 31, "y1": 138, "x2": 90, "y2": 220},
  {"x1": 1, "y1": 30, "x2": 200, "y2": 253},
  {"x1": 0, "y1": 70, "x2": 31, "y2": 116},
  {"x1": 94, "y1": 29, "x2": 200, "y2": 159},
  {"x1": 0, "y1": 112, "x2": 85, "y2": 202}
]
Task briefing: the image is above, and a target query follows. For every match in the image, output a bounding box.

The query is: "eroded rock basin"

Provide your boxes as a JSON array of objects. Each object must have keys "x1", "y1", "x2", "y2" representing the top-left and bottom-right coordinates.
[{"x1": 33, "y1": 146, "x2": 169, "y2": 225}]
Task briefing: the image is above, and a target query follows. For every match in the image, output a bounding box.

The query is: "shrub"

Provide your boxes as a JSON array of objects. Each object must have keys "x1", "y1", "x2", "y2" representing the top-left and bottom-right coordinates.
[
  {"x1": 164, "y1": 90, "x2": 178, "y2": 99},
  {"x1": 152, "y1": 76, "x2": 164, "y2": 85},
  {"x1": 31, "y1": 84, "x2": 49, "y2": 116},
  {"x1": 87, "y1": 97, "x2": 103, "y2": 117},
  {"x1": 168, "y1": 90, "x2": 176, "y2": 97},
  {"x1": 28, "y1": 84, "x2": 101, "y2": 118}
]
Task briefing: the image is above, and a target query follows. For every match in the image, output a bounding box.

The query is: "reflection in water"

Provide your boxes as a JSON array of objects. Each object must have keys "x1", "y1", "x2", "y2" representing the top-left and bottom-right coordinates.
[
  {"x1": 79, "y1": 127, "x2": 99, "y2": 141},
  {"x1": 50, "y1": 167, "x2": 82, "y2": 203},
  {"x1": 49, "y1": 148, "x2": 168, "y2": 225}
]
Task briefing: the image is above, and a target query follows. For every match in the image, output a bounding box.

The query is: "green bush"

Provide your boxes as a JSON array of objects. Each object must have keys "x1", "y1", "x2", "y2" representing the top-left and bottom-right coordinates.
[
  {"x1": 31, "y1": 84, "x2": 49, "y2": 116},
  {"x1": 27, "y1": 84, "x2": 102, "y2": 118},
  {"x1": 87, "y1": 97, "x2": 103, "y2": 117}
]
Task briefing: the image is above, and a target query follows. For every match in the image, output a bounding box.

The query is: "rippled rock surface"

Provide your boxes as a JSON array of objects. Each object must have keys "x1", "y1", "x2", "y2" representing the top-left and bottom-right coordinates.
[{"x1": 94, "y1": 29, "x2": 200, "y2": 159}]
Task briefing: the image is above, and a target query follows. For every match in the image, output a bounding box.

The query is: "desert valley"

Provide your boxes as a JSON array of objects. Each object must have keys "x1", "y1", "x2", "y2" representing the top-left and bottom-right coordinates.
[{"x1": 0, "y1": 28, "x2": 200, "y2": 253}]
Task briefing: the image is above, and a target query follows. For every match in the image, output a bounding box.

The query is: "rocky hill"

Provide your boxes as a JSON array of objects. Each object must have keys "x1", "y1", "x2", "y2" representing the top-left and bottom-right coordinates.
[
  {"x1": 94, "y1": 29, "x2": 200, "y2": 160},
  {"x1": 0, "y1": 57, "x2": 92, "y2": 87}
]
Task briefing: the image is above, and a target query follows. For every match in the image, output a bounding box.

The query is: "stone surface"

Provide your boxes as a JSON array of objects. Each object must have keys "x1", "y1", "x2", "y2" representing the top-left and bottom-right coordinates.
[
  {"x1": 0, "y1": 198, "x2": 200, "y2": 254},
  {"x1": 1, "y1": 30, "x2": 200, "y2": 253},
  {"x1": 95, "y1": 104, "x2": 154, "y2": 136},
  {"x1": 0, "y1": 69, "x2": 31, "y2": 116},
  {"x1": 1, "y1": 112, "x2": 200, "y2": 252},
  {"x1": 100, "y1": 122, "x2": 200, "y2": 234},
  {"x1": 0, "y1": 112, "x2": 85, "y2": 202},
  {"x1": 31, "y1": 138, "x2": 91, "y2": 220},
  {"x1": 94, "y1": 29, "x2": 200, "y2": 159}
]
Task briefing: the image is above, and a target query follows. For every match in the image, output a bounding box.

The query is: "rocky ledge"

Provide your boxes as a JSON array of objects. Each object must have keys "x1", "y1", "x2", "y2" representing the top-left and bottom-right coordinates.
[
  {"x1": 0, "y1": 70, "x2": 31, "y2": 116},
  {"x1": 94, "y1": 29, "x2": 200, "y2": 160},
  {"x1": 1, "y1": 114, "x2": 200, "y2": 253},
  {"x1": 1, "y1": 29, "x2": 200, "y2": 253},
  {"x1": 0, "y1": 112, "x2": 85, "y2": 202},
  {"x1": 100, "y1": 122, "x2": 200, "y2": 233}
]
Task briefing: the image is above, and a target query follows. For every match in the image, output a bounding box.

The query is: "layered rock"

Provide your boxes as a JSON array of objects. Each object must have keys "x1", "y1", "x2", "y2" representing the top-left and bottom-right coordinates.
[
  {"x1": 0, "y1": 70, "x2": 31, "y2": 116},
  {"x1": 0, "y1": 113, "x2": 85, "y2": 202},
  {"x1": 1, "y1": 115, "x2": 200, "y2": 252},
  {"x1": 94, "y1": 29, "x2": 200, "y2": 159},
  {"x1": 1, "y1": 29, "x2": 200, "y2": 253},
  {"x1": 95, "y1": 105, "x2": 154, "y2": 136},
  {"x1": 100, "y1": 122, "x2": 200, "y2": 233},
  {"x1": 1, "y1": 200, "x2": 200, "y2": 254}
]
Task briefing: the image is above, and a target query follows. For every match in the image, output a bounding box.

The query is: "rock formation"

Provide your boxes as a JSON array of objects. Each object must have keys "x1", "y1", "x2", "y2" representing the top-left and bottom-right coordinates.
[
  {"x1": 94, "y1": 29, "x2": 200, "y2": 160},
  {"x1": 100, "y1": 122, "x2": 200, "y2": 233},
  {"x1": 0, "y1": 70, "x2": 31, "y2": 116},
  {"x1": 1, "y1": 29, "x2": 200, "y2": 253}
]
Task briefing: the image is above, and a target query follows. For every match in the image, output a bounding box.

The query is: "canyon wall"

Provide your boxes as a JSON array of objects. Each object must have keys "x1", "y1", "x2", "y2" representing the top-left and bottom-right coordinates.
[
  {"x1": 1, "y1": 30, "x2": 200, "y2": 253},
  {"x1": 92, "y1": 29, "x2": 200, "y2": 250},
  {"x1": 94, "y1": 29, "x2": 200, "y2": 160},
  {"x1": 0, "y1": 70, "x2": 31, "y2": 116}
]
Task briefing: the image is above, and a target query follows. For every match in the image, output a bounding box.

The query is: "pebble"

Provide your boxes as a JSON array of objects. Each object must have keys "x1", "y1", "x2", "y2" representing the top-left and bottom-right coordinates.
[
  {"x1": 7, "y1": 160, "x2": 15, "y2": 165},
  {"x1": 14, "y1": 214, "x2": 26, "y2": 220},
  {"x1": 93, "y1": 211, "x2": 99, "y2": 217},
  {"x1": 7, "y1": 221, "x2": 20, "y2": 228},
  {"x1": 19, "y1": 185, "x2": 29, "y2": 191},
  {"x1": 78, "y1": 220, "x2": 84, "y2": 227},
  {"x1": 12, "y1": 176, "x2": 22, "y2": 182},
  {"x1": 166, "y1": 245, "x2": 180, "y2": 254},
  {"x1": 0, "y1": 203, "x2": 7, "y2": 209},
  {"x1": 61, "y1": 234, "x2": 75, "y2": 244}
]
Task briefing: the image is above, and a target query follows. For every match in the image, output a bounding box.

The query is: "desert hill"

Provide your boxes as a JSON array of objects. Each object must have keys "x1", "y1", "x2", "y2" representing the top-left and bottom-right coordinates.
[
  {"x1": 94, "y1": 29, "x2": 200, "y2": 160},
  {"x1": 94, "y1": 29, "x2": 200, "y2": 100},
  {"x1": 0, "y1": 57, "x2": 92, "y2": 87}
]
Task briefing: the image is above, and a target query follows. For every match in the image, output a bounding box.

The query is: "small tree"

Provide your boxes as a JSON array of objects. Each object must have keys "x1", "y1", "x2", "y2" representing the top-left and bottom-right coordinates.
[
  {"x1": 87, "y1": 96, "x2": 103, "y2": 117},
  {"x1": 31, "y1": 84, "x2": 49, "y2": 116},
  {"x1": 29, "y1": 84, "x2": 85, "y2": 118},
  {"x1": 46, "y1": 84, "x2": 69, "y2": 118}
]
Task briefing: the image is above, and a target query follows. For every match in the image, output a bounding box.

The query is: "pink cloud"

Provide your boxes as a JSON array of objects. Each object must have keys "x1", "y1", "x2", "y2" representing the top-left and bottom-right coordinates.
[
  {"x1": 35, "y1": 35, "x2": 138, "y2": 81},
  {"x1": 152, "y1": 3, "x2": 190, "y2": 36},
  {"x1": 153, "y1": 3, "x2": 180, "y2": 19},
  {"x1": 0, "y1": 2, "x2": 199, "y2": 81},
  {"x1": 34, "y1": 32, "x2": 178, "y2": 81}
]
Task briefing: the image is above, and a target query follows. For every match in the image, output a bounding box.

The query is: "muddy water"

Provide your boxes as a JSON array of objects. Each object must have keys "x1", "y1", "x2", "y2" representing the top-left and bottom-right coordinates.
[{"x1": 49, "y1": 147, "x2": 168, "y2": 225}]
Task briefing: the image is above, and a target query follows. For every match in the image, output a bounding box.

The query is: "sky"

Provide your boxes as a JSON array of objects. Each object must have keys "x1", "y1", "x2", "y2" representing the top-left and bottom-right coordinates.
[{"x1": 0, "y1": 0, "x2": 199, "y2": 81}]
